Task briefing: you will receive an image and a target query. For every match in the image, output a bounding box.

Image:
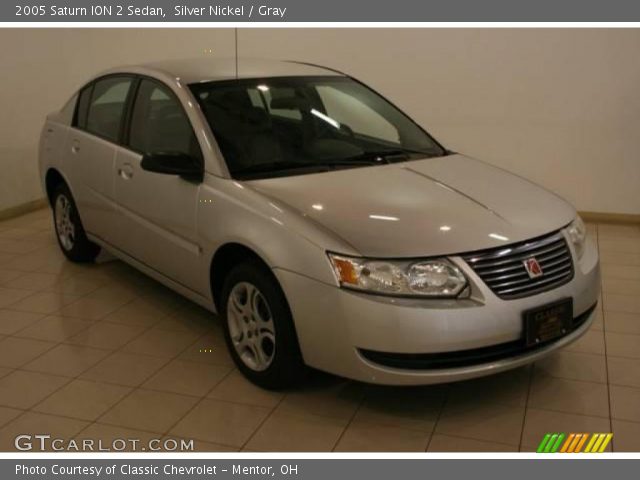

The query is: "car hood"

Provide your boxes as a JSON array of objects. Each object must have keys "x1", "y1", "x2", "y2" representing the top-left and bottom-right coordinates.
[{"x1": 247, "y1": 154, "x2": 576, "y2": 258}]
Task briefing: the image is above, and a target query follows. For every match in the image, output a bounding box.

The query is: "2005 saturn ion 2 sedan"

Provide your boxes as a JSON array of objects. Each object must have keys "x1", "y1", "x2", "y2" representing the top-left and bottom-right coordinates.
[{"x1": 39, "y1": 58, "x2": 600, "y2": 388}]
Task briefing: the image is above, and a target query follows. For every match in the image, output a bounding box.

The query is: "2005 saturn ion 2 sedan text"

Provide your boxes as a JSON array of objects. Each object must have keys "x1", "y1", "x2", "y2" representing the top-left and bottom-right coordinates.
[{"x1": 39, "y1": 58, "x2": 600, "y2": 388}]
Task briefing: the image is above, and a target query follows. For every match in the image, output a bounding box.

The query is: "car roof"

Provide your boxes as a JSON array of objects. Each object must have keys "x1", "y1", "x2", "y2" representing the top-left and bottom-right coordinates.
[{"x1": 101, "y1": 57, "x2": 345, "y2": 85}]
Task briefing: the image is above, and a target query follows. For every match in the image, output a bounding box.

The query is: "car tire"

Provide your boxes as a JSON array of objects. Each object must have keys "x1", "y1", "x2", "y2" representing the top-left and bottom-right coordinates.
[
  {"x1": 221, "y1": 260, "x2": 307, "y2": 389},
  {"x1": 52, "y1": 183, "x2": 101, "y2": 263}
]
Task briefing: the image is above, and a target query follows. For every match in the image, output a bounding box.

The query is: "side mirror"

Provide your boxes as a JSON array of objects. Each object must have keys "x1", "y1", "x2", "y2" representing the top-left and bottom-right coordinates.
[{"x1": 140, "y1": 152, "x2": 203, "y2": 181}]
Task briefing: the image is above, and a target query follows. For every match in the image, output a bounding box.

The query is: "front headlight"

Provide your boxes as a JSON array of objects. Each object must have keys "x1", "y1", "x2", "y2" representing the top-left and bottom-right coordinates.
[
  {"x1": 567, "y1": 216, "x2": 587, "y2": 260},
  {"x1": 328, "y1": 253, "x2": 468, "y2": 298}
]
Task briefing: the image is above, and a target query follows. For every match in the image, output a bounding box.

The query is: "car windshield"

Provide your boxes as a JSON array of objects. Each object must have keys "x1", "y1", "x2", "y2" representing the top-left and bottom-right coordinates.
[{"x1": 190, "y1": 76, "x2": 447, "y2": 180}]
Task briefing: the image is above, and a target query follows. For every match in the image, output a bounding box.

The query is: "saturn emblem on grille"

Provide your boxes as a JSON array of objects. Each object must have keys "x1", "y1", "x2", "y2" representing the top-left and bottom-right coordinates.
[{"x1": 524, "y1": 257, "x2": 543, "y2": 279}]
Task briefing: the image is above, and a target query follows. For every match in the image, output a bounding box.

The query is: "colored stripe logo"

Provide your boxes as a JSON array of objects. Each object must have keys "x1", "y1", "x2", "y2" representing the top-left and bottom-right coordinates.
[{"x1": 537, "y1": 433, "x2": 612, "y2": 453}]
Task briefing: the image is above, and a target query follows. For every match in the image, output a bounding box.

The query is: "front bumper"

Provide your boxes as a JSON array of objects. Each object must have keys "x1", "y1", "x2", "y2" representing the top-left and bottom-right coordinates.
[{"x1": 275, "y1": 231, "x2": 600, "y2": 385}]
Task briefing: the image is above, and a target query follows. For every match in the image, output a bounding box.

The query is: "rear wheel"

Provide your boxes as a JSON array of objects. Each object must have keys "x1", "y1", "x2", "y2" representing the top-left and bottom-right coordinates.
[
  {"x1": 221, "y1": 261, "x2": 306, "y2": 389},
  {"x1": 52, "y1": 183, "x2": 100, "y2": 262}
]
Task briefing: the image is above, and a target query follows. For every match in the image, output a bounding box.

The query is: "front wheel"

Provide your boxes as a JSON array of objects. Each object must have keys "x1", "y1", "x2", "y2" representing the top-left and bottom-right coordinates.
[
  {"x1": 221, "y1": 261, "x2": 307, "y2": 389},
  {"x1": 52, "y1": 183, "x2": 100, "y2": 263}
]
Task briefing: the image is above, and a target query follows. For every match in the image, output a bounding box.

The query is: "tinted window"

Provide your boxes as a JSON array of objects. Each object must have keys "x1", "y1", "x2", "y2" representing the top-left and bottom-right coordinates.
[
  {"x1": 75, "y1": 86, "x2": 93, "y2": 129},
  {"x1": 128, "y1": 79, "x2": 199, "y2": 158},
  {"x1": 190, "y1": 76, "x2": 445, "y2": 179},
  {"x1": 85, "y1": 77, "x2": 133, "y2": 142}
]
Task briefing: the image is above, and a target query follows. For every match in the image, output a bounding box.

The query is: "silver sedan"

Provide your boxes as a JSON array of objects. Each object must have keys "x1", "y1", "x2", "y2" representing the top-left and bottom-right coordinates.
[{"x1": 39, "y1": 58, "x2": 600, "y2": 388}]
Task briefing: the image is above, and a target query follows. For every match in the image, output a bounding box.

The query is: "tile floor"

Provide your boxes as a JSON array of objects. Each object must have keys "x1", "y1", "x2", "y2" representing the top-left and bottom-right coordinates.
[{"x1": 0, "y1": 208, "x2": 639, "y2": 452}]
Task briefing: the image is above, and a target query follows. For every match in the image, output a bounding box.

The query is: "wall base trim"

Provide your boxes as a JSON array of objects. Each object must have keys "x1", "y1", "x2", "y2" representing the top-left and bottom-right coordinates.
[
  {"x1": 579, "y1": 210, "x2": 640, "y2": 225},
  {"x1": 0, "y1": 198, "x2": 48, "y2": 221}
]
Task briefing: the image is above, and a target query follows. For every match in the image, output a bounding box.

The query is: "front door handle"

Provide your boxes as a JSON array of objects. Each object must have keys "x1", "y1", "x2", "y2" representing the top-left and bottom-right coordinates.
[
  {"x1": 118, "y1": 164, "x2": 134, "y2": 180},
  {"x1": 71, "y1": 141, "x2": 80, "y2": 154}
]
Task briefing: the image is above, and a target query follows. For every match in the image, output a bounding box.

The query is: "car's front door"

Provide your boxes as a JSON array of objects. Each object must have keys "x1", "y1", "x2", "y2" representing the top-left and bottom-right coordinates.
[{"x1": 113, "y1": 78, "x2": 205, "y2": 293}]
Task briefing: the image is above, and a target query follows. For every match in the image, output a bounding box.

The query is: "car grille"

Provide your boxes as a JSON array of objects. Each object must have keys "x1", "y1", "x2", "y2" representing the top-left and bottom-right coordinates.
[{"x1": 462, "y1": 230, "x2": 574, "y2": 299}]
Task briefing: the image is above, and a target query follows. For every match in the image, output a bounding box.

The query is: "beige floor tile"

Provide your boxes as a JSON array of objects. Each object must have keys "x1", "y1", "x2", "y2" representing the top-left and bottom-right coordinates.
[
  {"x1": 521, "y1": 408, "x2": 611, "y2": 449},
  {"x1": 605, "y1": 311, "x2": 640, "y2": 335},
  {"x1": 99, "y1": 389, "x2": 198, "y2": 434},
  {"x1": 0, "y1": 309, "x2": 44, "y2": 335},
  {"x1": 335, "y1": 420, "x2": 430, "y2": 452},
  {"x1": 102, "y1": 297, "x2": 168, "y2": 327},
  {"x1": 170, "y1": 398, "x2": 270, "y2": 447},
  {"x1": 245, "y1": 410, "x2": 346, "y2": 452},
  {"x1": 427, "y1": 434, "x2": 518, "y2": 452},
  {"x1": 142, "y1": 359, "x2": 230, "y2": 397},
  {"x1": 611, "y1": 419, "x2": 640, "y2": 452},
  {"x1": 447, "y1": 367, "x2": 530, "y2": 407},
  {"x1": 7, "y1": 292, "x2": 81, "y2": 315},
  {"x1": 534, "y1": 351, "x2": 607, "y2": 383},
  {"x1": 207, "y1": 371, "x2": 283, "y2": 408},
  {"x1": 0, "y1": 370, "x2": 69, "y2": 409},
  {"x1": 0, "y1": 412, "x2": 89, "y2": 451},
  {"x1": 80, "y1": 351, "x2": 167, "y2": 387},
  {"x1": 78, "y1": 424, "x2": 161, "y2": 452},
  {"x1": 591, "y1": 308, "x2": 604, "y2": 331},
  {"x1": 604, "y1": 293, "x2": 640, "y2": 315},
  {"x1": 0, "y1": 407, "x2": 23, "y2": 430},
  {"x1": 599, "y1": 238, "x2": 640, "y2": 255},
  {"x1": 16, "y1": 315, "x2": 93, "y2": 342},
  {"x1": 610, "y1": 385, "x2": 640, "y2": 422},
  {"x1": 0, "y1": 337, "x2": 56, "y2": 368},
  {"x1": 355, "y1": 385, "x2": 445, "y2": 432},
  {"x1": 564, "y1": 330, "x2": 605, "y2": 355},
  {"x1": 66, "y1": 322, "x2": 146, "y2": 350},
  {"x1": 605, "y1": 332, "x2": 640, "y2": 359},
  {"x1": 122, "y1": 329, "x2": 200, "y2": 358},
  {"x1": 0, "y1": 367, "x2": 12, "y2": 379},
  {"x1": 58, "y1": 296, "x2": 130, "y2": 320},
  {"x1": 177, "y1": 334, "x2": 233, "y2": 366},
  {"x1": 43, "y1": 274, "x2": 105, "y2": 296},
  {"x1": 0, "y1": 287, "x2": 34, "y2": 308},
  {"x1": 278, "y1": 377, "x2": 363, "y2": 420},
  {"x1": 603, "y1": 278, "x2": 640, "y2": 296},
  {"x1": 435, "y1": 401, "x2": 524, "y2": 445},
  {"x1": 34, "y1": 379, "x2": 131, "y2": 421},
  {"x1": 0, "y1": 239, "x2": 45, "y2": 255},
  {"x1": 602, "y1": 264, "x2": 640, "y2": 281},
  {"x1": 152, "y1": 313, "x2": 213, "y2": 335},
  {"x1": 0, "y1": 252, "x2": 14, "y2": 266},
  {"x1": 608, "y1": 357, "x2": 640, "y2": 388},
  {"x1": 8, "y1": 272, "x2": 66, "y2": 291},
  {"x1": 529, "y1": 375, "x2": 610, "y2": 418},
  {"x1": 24, "y1": 344, "x2": 111, "y2": 377},
  {"x1": 599, "y1": 251, "x2": 640, "y2": 267},
  {"x1": 598, "y1": 224, "x2": 640, "y2": 239},
  {"x1": 0, "y1": 269, "x2": 26, "y2": 285}
]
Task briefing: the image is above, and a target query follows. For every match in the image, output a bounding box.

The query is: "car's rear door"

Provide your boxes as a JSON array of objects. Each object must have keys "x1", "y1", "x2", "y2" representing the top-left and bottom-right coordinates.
[
  {"x1": 112, "y1": 77, "x2": 204, "y2": 293},
  {"x1": 65, "y1": 75, "x2": 135, "y2": 243}
]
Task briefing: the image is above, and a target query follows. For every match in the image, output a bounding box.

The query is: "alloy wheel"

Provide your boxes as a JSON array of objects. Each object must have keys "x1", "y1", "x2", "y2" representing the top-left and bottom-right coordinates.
[
  {"x1": 55, "y1": 194, "x2": 76, "y2": 251},
  {"x1": 226, "y1": 282, "x2": 276, "y2": 371}
]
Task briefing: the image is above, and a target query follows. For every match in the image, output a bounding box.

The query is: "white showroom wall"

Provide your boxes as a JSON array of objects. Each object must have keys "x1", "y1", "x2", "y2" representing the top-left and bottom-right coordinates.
[
  {"x1": 0, "y1": 28, "x2": 234, "y2": 212},
  {"x1": 1, "y1": 28, "x2": 639, "y2": 215},
  {"x1": 238, "y1": 28, "x2": 640, "y2": 216}
]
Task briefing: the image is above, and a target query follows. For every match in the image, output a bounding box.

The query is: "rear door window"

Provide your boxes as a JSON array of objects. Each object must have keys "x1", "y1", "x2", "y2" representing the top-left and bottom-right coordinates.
[{"x1": 85, "y1": 77, "x2": 133, "y2": 142}]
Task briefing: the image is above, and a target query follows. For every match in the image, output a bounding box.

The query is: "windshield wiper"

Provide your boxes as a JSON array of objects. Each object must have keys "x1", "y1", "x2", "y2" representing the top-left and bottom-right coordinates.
[
  {"x1": 233, "y1": 158, "x2": 385, "y2": 179},
  {"x1": 343, "y1": 149, "x2": 417, "y2": 164}
]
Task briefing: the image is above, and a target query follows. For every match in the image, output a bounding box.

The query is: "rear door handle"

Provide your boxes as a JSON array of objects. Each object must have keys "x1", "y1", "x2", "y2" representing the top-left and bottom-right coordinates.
[
  {"x1": 118, "y1": 163, "x2": 134, "y2": 180},
  {"x1": 71, "y1": 141, "x2": 80, "y2": 154}
]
